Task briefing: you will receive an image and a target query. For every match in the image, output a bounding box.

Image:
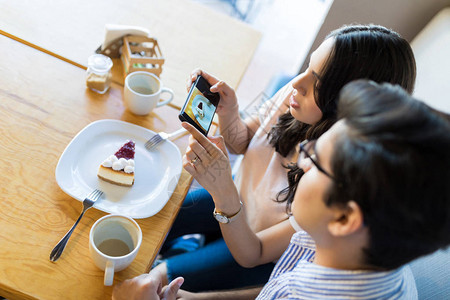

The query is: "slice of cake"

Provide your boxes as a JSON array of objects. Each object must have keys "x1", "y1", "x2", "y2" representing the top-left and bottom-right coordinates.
[{"x1": 97, "y1": 140, "x2": 135, "y2": 186}]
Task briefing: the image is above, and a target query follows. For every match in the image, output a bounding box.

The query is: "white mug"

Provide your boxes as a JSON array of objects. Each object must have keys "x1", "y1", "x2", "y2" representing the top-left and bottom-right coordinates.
[
  {"x1": 124, "y1": 71, "x2": 174, "y2": 115},
  {"x1": 89, "y1": 214, "x2": 142, "y2": 286}
]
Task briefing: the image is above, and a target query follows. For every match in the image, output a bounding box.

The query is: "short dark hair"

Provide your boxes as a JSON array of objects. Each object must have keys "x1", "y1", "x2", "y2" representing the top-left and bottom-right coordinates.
[
  {"x1": 327, "y1": 80, "x2": 450, "y2": 270},
  {"x1": 274, "y1": 24, "x2": 417, "y2": 207}
]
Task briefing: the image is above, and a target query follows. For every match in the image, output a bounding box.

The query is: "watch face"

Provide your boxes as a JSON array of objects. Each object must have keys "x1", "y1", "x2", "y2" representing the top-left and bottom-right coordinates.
[{"x1": 214, "y1": 213, "x2": 229, "y2": 224}]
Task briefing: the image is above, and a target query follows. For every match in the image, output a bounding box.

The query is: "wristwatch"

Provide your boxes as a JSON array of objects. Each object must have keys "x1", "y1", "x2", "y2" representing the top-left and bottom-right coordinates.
[{"x1": 213, "y1": 201, "x2": 243, "y2": 224}]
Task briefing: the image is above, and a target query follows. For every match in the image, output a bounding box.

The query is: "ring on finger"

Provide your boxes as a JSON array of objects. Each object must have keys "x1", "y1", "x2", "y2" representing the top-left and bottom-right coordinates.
[{"x1": 191, "y1": 156, "x2": 200, "y2": 165}]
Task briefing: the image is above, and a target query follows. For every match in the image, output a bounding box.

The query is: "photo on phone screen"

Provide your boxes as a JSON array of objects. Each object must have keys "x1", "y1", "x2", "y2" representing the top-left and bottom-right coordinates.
[{"x1": 179, "y1": 76, "x2": 220, "y2": 135}]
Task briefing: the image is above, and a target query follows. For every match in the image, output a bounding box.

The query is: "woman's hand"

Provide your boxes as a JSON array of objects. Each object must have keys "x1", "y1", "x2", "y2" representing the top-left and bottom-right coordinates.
[
  {"x1": 182, "y1": 122, "x2": 236, "y2": 199},
  {"x1": 112, "y1": 269, "x2": 184, "y2": 300},
  {"x1": 187, "y1": 69, "x2": 239, "y2": 117}
]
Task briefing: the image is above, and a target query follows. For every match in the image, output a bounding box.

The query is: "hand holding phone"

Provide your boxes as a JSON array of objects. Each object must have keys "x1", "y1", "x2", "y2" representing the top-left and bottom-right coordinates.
[{"x1": 179, "y1": 75, "x2": 220, "y2": 136}]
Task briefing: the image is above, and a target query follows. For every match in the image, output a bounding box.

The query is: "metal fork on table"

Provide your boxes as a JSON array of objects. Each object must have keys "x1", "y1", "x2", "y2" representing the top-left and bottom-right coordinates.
[
  {"x1": 145, "y1": 127, "x2": 187, "y2": 151},
  {"x1": 49, "y1": 189, "x2": 104, "y2": 262}
]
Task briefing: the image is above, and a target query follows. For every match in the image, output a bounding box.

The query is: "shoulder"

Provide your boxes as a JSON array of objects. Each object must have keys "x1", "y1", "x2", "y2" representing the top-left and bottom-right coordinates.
[
  {"x1": 261, "y1": 265, "x2": 418, "y2": 300},
  {"x1": 280, "y1": 231, "x2": 316, "y2": 266},
  {"x1": 268, "y1": 230, "x2": 315, "y2": 280},
  {"x1": 399, "y1": 266, "x2": 418, "y2": 299},
  {"x1": 291, "y1": 229, "x2": 315, "y2": 250}
]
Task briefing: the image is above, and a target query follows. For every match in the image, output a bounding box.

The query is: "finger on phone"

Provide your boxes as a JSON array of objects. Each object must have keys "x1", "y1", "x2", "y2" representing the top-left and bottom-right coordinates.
[
  {"x1": 186, "y1": 77, "x2": 193, "y2": 92},
  {"x1": 195, "y1": 69, "x2": 219, "y2": 87},
  {"x1": 210, "y1": 80, "x2": 231, "y2": 95},
  {"x1": 191, "y1": 68, "x2": 202, "y2": 78},
  {"x1": 182, "y1": 122, "x2": 210, "y2": 145},
  {"x1": 183, "y1": 122, "x2": 224, "y2": 158},
  {"x1": 186, "y1": 69, "x2": 202, "y2": 91},
  {"x1": 190, "y1": 69, "x2": 203, "y2": 84}
]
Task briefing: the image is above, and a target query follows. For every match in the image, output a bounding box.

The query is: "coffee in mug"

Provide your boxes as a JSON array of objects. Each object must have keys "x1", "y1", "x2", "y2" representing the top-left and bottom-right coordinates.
[
  {"x1": 89, "y1": 214, "x2": 142, "y2": 286},
  {"x1": 96, "y1": 238, "x2": 131, "y2": 257},
  {"x1": 131, "y1": 86, "x2": 155, "y2": 95},
  {"x1": 124, "y1": 71, "x2": 174, "y2": 115}
]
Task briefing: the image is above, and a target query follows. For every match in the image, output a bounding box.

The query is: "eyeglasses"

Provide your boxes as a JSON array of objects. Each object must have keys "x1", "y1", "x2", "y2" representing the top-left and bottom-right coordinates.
[{"x1": 298, "y1": 139, "x2": 336, "y2": 181}]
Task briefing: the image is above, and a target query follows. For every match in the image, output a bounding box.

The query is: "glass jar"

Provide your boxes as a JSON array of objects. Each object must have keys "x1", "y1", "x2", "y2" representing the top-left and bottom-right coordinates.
[{"x1": 86, "y1": 54, "x2": 113, "y2": 94}]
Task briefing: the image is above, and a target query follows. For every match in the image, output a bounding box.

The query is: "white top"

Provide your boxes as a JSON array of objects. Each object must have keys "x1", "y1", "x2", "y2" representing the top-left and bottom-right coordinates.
[{"x1": 234, "y1": 84, "x2": 296, "y2": 232}]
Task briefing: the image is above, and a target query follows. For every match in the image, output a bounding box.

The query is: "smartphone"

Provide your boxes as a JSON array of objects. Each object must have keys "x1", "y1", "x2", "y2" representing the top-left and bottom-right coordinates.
[{"x1": 179, "y1": 75, "x2": 220, "y2": 136}]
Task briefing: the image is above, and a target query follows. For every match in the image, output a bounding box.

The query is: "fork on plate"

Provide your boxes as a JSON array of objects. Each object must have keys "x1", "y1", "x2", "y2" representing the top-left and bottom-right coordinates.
[
  {"x1": 145, "y1": 128, "x2": 187, "y2": 151},
  {"x1": 49, "y1": 189, "x2": 104, "y2": 262}
]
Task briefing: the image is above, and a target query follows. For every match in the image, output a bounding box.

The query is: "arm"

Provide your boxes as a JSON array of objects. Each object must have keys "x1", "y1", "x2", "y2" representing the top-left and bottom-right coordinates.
[
  {"x1": 188, "y1": 69, "x2": 260, "y2": 154},
  {"x1": 216, "y1": 189, "x2": 294, "y2": 267},
  {"x1": 113, "y1": 268, "x2": 262, "y2": 300},
  {"x1": 221, "y1": 211, "x2": 294, "y2": 267},
  {"x1": 182, "y1": 122, "x2": 295, "y2": 267},
  {"x1": 175, "y1": 286, "x2": 263, "y2": 300}
]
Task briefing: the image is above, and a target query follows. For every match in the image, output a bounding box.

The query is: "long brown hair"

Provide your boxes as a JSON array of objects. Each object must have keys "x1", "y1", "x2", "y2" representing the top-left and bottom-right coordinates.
[
  {"x1": 272, "y1": 24, "x2": 416, "y2": 209},
  {"x1": 269, "y1": 24, "x2": 416, "y2": 157}
]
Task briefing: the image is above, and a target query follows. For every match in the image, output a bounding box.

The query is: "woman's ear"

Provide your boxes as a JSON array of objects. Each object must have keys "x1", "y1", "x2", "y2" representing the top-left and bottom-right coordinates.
[{"x1": 328, "y1": 201, "x2": 364, "y2": 237}]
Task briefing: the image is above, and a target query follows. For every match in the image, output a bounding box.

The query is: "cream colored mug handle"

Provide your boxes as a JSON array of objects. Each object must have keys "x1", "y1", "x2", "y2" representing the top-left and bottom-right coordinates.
[
  {"x1": 157, "y1": 87, "x2": 174, "y2": 107},
  {"x1": 104, "y1": 260, "x2": 115, "y2": 286}
]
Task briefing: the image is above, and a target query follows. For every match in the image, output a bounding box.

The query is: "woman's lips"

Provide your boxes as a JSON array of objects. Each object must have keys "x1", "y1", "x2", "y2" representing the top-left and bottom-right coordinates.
[{"x1": 289, "y1": 95, "x2": 300, "y2": 109}]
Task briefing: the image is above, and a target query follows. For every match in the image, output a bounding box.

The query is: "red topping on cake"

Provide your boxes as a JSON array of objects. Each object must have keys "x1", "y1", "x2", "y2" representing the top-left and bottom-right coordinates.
[
  {"x1": 115, "y1": 140, "x2": 135, "y2": 159},
  {"x1": 98, "y1": 140, "x2": 135, "y2": 187}
]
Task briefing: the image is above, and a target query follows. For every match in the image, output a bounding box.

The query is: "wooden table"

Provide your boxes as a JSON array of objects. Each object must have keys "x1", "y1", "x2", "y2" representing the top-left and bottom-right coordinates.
[
  {"x1": 0, "y1": 1, "x2": 260, "y2": 298},
  {"x1": 0, "y1": 0, "x2": 261, "y2": 108},
  {"x1": 0, "y1": 33, "x2": 189, "y2": 300}
]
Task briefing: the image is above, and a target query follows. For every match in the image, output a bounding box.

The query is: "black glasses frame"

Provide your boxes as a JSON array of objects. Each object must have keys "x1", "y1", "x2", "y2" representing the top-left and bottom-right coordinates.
[{"x1": 298, "y1": 139, "x2": 337, "y2": 181}]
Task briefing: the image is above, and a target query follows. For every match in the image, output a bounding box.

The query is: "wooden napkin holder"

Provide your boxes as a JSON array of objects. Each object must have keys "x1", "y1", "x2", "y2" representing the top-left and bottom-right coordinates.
[{"x1": 121, "y1": 35, "x2": 165, "y2": 78}]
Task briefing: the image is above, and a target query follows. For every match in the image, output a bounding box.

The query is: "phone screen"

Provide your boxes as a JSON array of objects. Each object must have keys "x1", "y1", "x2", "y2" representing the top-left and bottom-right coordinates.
[{"x1": 179, "y1": 76, "x2": 219, "y2": 135}]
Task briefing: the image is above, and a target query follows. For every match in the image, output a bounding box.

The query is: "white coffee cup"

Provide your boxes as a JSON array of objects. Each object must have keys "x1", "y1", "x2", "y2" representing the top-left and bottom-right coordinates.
[
  {"x1": 124, "y1": 71, "x2": 174, "y2": 115},
  {"x1": 89, "y1": 214, "x2": 142, "y2": 286}
]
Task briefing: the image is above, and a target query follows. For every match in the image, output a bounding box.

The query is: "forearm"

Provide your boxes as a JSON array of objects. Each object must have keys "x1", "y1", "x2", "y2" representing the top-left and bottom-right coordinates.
[
  {"x1": 212, "y1": 190, "x2": 294, "y2": 268},
  {"x1": 220, "y1": 218, "x2": 263, "y2": 268},
  {"x1": 182, "y1": 121, "x2": 285, "y2": 267},
  {"x1": 217, "y1": 108, "x2": 253, "y2": 155},
  {"x1": 212, "y1": 192, "x2": 267, "y2": 268},
  {"x1": 189, "y1": 286, "x2": 263, "y2": 300}
]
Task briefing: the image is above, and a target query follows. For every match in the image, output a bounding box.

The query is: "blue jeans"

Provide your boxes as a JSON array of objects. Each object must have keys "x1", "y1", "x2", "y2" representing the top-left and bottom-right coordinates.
[
  {"x1": 161, "y1": 187, "x2": 275, "y2": 292},
  {"x1": 161, "y1": 187, "x2": 220, "y2": 252}
]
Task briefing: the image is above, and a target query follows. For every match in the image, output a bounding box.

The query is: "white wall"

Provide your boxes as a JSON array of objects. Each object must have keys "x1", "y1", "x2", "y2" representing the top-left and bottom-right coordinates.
[{"x1": 300, "y1": 0, "x2": 450, "y2": 72}]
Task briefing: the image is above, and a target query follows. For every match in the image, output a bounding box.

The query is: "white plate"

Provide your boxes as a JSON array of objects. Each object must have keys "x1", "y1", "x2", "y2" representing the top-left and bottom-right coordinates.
[{"x1": 55, "y1": 119, "x2": 182, "y2": 219}]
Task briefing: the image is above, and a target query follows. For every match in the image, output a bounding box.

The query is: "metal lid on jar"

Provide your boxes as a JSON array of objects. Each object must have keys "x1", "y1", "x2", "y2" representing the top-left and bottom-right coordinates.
[{"x1": 88, "y1": 54, "x2": 113, "y2": 72}]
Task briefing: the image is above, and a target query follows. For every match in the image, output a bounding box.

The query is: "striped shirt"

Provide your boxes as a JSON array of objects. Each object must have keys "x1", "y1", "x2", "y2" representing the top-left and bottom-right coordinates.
[{"x1": 257, "y1": 230, "x2": 418, "y2": 299}]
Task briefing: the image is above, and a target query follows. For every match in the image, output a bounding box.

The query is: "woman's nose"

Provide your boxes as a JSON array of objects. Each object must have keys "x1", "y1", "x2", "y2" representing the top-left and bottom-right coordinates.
[{"x1": 292, "y1": 74, "x2": 307, "y2": 96}]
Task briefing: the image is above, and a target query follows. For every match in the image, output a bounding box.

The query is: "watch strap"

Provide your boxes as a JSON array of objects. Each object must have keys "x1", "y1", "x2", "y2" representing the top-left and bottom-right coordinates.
[{"x1": 213, "y1": 201, "x2": 243, "y2": 223}]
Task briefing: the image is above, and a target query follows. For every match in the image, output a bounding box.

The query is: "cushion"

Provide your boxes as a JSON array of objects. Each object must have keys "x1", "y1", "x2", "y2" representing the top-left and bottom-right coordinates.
[
  {"x1": 408, "y1": 247, "x2": 450, "y2": 299},
  {"x1": 411, "y1": 7, "x2": 450, "y2": 113}
]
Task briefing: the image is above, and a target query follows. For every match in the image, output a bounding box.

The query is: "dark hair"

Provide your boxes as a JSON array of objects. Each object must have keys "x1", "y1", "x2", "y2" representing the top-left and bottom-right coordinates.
[
  {"x1": 327, "y1": 80, "x2": 450, "y2": 269},
  {"x1": 274, "y1": 24, "x2": 416, "y2": 207}
]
